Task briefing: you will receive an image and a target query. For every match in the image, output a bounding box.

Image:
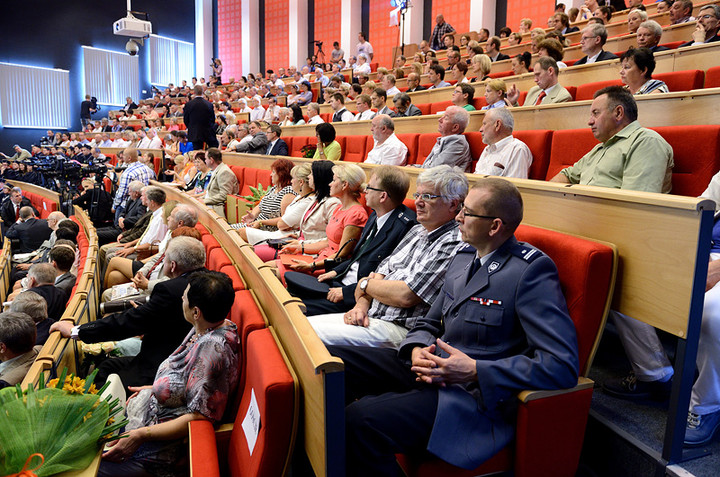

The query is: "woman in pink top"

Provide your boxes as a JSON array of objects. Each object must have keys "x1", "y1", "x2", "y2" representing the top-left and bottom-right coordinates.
[{"x1": 279, "y1": 163, "x2": 368, "y2": 278}]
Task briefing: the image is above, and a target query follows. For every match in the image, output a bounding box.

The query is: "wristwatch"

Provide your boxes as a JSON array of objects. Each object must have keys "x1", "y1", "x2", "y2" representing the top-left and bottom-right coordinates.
[{"x1": 359, "y1": 278, "x2": 370, "y2": 294}]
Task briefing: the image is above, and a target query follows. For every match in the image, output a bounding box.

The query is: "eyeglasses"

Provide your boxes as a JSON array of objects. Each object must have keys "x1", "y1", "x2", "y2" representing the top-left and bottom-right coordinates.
[
  {"x1": 413, "y1": 192, "x2": 447, "y2": 201},
  {"x1": 458, "y1": 205, "x2": 504, "y2": 223},
  {"x1": 364, "y1": 185, "x2": 385, "y2": 193},
  {"x1": 580, "y1": 35, "x2": 596, "y2": 42},
  {"x1": 699, "y1": 14, "x2": 718, "y2": 20}
]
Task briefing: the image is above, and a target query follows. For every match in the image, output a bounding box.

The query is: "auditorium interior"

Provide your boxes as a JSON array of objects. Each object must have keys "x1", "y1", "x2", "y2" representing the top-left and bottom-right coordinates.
[{"x1": 1, "y1": 0, "x2": 719, "y2": 476}]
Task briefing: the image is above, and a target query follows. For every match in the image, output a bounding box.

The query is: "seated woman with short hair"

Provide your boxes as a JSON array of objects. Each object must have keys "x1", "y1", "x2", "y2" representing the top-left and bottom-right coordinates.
[
  {"x1": 313, "y1": 123, "x2": 342, "y2": 161},
  {"x1": 98, "y1": 270, "x2": 239, "y2": 477},
  {"x1": 620, "y1": 48, "x2": 669, "y2": 95},
  {"x1": 481, "y1": 79, "x2": 509, "y2": 110}
]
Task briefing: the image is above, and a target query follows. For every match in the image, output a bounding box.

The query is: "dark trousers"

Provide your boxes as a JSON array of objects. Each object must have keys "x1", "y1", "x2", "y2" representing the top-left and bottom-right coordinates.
[
  {"x1": 97, "y1": 226, "x2": 122, "y2": 245},
  {"x1": 303, "y1": 296, "x2": 353, "y2": 316},
  {"x1": 327, "y1": 345, "x2": 439, "y2": 477},
  {"x1": 95, "y1": 356, "x2": 154, "y2": 396},
  {"x1": 191, "y1": 137, "x2": 218, "y2": 150}
]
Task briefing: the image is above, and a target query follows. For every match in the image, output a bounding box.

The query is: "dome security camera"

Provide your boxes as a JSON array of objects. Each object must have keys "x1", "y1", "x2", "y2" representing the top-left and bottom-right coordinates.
[{"x1": 126, "y1": 39, "x2": 140, "y2": 56}]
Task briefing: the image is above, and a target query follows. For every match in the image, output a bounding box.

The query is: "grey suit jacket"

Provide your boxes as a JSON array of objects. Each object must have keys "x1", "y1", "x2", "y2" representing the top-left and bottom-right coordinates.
[
  {"x1": 236, "y1": 132, "x2": 270, "y2": 155},
  {"x1": 399, "y1": 238, "x2": 578, "y2": 469},
  {"x1": 0, "y1": 346, "x2": 40, "y2": 387},
  {"x1": 204, "y1": 162, "x2": 240, "y2": 218},
  {"x1": 391, "y1": 104, "x2": 422, "y2": 117},
  {"x1": 422, "y1": 134, "x2": 472, "y2": 171},
  {"x1": 523, "y1": 82, "x2": 572, "y2": 107}
]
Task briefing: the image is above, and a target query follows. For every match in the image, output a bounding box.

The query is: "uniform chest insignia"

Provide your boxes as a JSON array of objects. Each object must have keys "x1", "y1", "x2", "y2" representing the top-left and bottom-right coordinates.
[
  {"x1": 470, "y1": 297, "x2": 502, "y2": 306},
  {"x1": 488, "y1": 261, "x2": 500, "y2": 273}
]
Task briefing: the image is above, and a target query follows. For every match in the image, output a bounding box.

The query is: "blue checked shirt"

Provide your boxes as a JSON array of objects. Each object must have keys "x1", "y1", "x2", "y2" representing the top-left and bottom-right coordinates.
[{"x1": 112, "y1": 161, "x2": 153, "y2": 209}]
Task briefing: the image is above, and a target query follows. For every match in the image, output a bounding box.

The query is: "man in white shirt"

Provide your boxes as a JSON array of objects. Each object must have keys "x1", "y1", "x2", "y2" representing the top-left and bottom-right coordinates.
[
  {"x1": 307, "y1": 103, "x2": 325, "y2": 125},
  {"x1": 249, "y1": 98, "x2": 266, "y2": 122},
  {"x1": 330, "y1": 93, "x2": 355, "y2": 122},
  {"x1": 315, "y1": 68, "x2": 330, "y2": 88},
  {"x1": 355, "y1": 54, "x2": 372, "y2": 75},
  {"x1": 357, "y1": 32, "x2": 374, "y2": 61},
  {"x1": 146, "y1": 129, "x2": 162, "y2": 149},
  {"x1": 354, "y1": 95, "x2": 376, "y2": 121},
  {"x1": 474, "y1": 108, "x2": 532, "y2": 178},
  {"x1": 382, "y1": 74, "x2": 401, "y2": 97},
  {"x1": 263, "y1": 97, "x2": 281, "y2": 123},
  {"x1": 365, "y1": 115, "x2": 408, "y2": 166},
  {"x1": 136, "y1": 129, "x2": 151, "y2": 149},
  {"x1": 111, "y1": 186, "x2": 169, "y2": 260},
  {"x1": 110, "y1": 132, "x2": 128, "y2": 148}
]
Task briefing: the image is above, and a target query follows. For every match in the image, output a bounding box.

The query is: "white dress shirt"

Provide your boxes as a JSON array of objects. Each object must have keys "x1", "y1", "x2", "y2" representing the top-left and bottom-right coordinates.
[
  {"x1": 474, "y1": 135, "x2": 533, "y2": 179},
  {"x1": 365, "y1": 133, "x2": 409, "y2": 166}
]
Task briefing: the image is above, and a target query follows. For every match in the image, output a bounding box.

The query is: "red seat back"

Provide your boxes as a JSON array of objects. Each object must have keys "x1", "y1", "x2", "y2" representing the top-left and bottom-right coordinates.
[
  {"x1": 654, "y1": 69, "x2": 704, "y2": 92},
  {"x1": 514, "y1": 130, "x2": 554, "y2": 181},
  {"x1": 396, "y1": 133, "x2": 419, "y2": 165},
  {"x1": 463, "y1": 132, "x2": 486, "y2": 171},
  {"x1": 415, "y1": 103, "x2": 432, "y2": 115},
  {"x1": 545, "y1": 129, "x2": 598, "y2": 180},
  {"x1": 706, "y1": 66, "x2": 720, "y2": 88},
  {"x1": 574, "y1": 80, "x2": 622, "y2": 101},
  {"x1": 429, "y1": 100, "x2": 453, "y2": 114},
  {"x1": 289, "y1": 136, "x2": 311, "y2": 157},
  {"x1": 652, "y1": 125, "x2": 720, "y2": 197},
  {"x1": 343, "y1": 135, "x2": 368, "y2": 163},
  {"x1": 227, "y1": 329, "x2": 295, "y2": 477},
  {"x1": 417, "y1": 133, "x2": 440, "y2": 166}
]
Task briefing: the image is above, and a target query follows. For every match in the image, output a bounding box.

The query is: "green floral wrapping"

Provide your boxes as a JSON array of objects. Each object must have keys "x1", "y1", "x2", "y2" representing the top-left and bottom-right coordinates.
[{"x1": 0, "y1": 386, "x2": 109, "y2": 476}]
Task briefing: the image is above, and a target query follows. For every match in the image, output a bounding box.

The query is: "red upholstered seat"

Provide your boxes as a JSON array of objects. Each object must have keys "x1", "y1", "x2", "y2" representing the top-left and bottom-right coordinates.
[
  {"x1": 343, "y1": 135, "x2": 368, "y2": 163},
  {"x1": 396, "y1": 133, "x2": 419, "y2": 165},
  {"x1": 334, "y1": 136, "x2": 347, "y2": 160},
  {"x1": 189, "y1": 328, "x2": 296, "y2": 477},
  {"x1": 488, "y1": 70, "x2": 514, "y2": 79},
  {"x1": 564, "y1": 59, "x2": 578, "y2": 67},
  {"x1": 397, "y1": 225, "x2": 615, "y2": 477},
  {"x1": 659, "y1": 40, "x2": 684, "y2": 50},
  {"x1": 706, "y1": 66, "x2": 720, "y2": 88},
  {"x1": 370, "y1": 62, "x2": 378, "y2": 72},
  {"x1": 289, "y1": 136, "x2": 311, "y2": 157},
  {"x1": 545, "y1": 128, "x2": 598, "y2": 180},
  {"x1": 565, "y1": 85, "x2": 577, "y2": 100},
  {"x1": 463, "y1": 131, "x2": 486, "y2": 171},
  {"x1": 654, "y1": 69, "x2": 704, "y2": 92},
  {"x1": 219, "y1": 263, "x2": 246, "y2": 291},
  {"x1": 651, "y1": 125, "x2": 720, "y2": 197},
  {"x1": 513, "y1": 129, "x2": 554, "y2": 181},
  {"x1": 195, "y1": 223, "x2": 209, "y2": 235},
  {"x1": 208, "y1": 247, "x2": 231, "y2": 272},
  {"x1": 228, "y1": 165, "x2": 245, "y2": 192},
  {"x1": 415, "y1": 103, "x2": 432, "y2": 115},
  {"x1": 472, "y1": 97, "x2": 488, "y2": 109},
  {"x1": 429, "y1": 100, "x2": 453, "y2": 114},
  {"x1": 416, "y1": 133, "x2": 440, "y2": 166},
  {"x1": 320, "y1": 112, "x2": 332, "y2": 123},
  {"x1": 575, "y1": 80, "x2": 622, "y2": 101}
]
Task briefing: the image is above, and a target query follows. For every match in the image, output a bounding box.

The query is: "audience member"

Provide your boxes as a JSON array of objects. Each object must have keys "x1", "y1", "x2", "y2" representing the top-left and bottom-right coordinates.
[
  {"x1": 475, "y1": 108, "x2": 533, "y2": 178},
  {"x1": 428, "y1": 65, "x2": 451, "y2": 89},
  {"x1": 680, "y1": 5, "x2": 720, "y2": 46},
  {"x1": 620, "y1": 48, "x2": 669, "y2": 95},
  {"x1": 554, "y1": 12, "x2": 579, "y2": 35},
  {"x1": 365, "y1": 115, "x2": 409, "y2": 166},
  {"x1": 669, "y1": 0, "x2": 695, "y2": 25},
  {"x1": 371, "y1": 88, "x2": 394, "y2": 116},
  {"x1": 308, "y1": 165, "x2": 466, "y2": 348},
  {"x1": 23, "y1": 263, "x2": 67, "y2": 320},
  {"x1": 236, "y1": 120, "x2": 270, "y2": 154},
  {"x1": 406, "y1": 72, "x2": 426, "y2": 93},
  {"x1": 49, "y1": 243, "x2": 77, "y2": 296},
  {"x1": 312, "y1": 123, "x2": 342, "y2": 161},
  {"x1": 110, "y1": 187, "x2": 169, "y2": 262},
  {"x1": 627, "y1": 9, "x2": 648, "y2": 34},
  {"x1": 422, "y1": 107, "x2": 472, "y2": 171},
  {"x1": 575, "y1": 23, "x2": 618, "y2": 65},
  {"x1": 637, "y1": 20, "x2": 668, "y2": 52},
  {"x1": 429, "y1": 14, "x2": 456, "y2": 51},
  {"x1": 331, "y1": 178, "x2": 578, "y2": 475},
  {"x1": 382, "y1": 74, "x2": 401, "y2": 96},
  {"x1": 111, "y1": 148, "x2": 153, "y2": 224},
  {"x1": 451, "y1": 83, "x2": 476, "y2": 111},
  {"x1": 1, "y1": 187, "x2": 38, "y2": 235},
  {"x1": 354, "y1": 94, "x2": 376, "y2": 121},
  {"x1": 6, "y1": 206, "x2": 52, "y2": 253},
  {"x1": 203, "y1": 147, "x2": 240, "y2": 219},
  {"x1": 264, "y1": 124, "x2": 289, "y2": 156},
  {"x1": 508, "y1": 57, "x2": 572, "y2": 106},
  {"x1": 10, "y1": 291, "x2": 53, "y2": 346},
  {"x1": 288, "y1": 166, "x2": 416, "y2": 315},
  {"x1": 0, "y1": 312, "x2": 39, "y2": 389},
  {"x1": 485, "y1": 36, "x2": 510, "y2": 62},
  {"x1": 184, "y1": 85, "x2": 219, "y2": 149},
  {"x1": 357, "y1": 32, "x2": 374, "y2": 61},
  {"x1": 482, "y1": 79, "x2": 509, "y2": 110},
  {"x1": 391, "y1": 93, "x2": 422, "y2": 117},
  {"x1": 330, "y1": 93, "x2": 354, "y2": 122},
  {"x1": 550, "y1": 86, "x2": 673, "y2": 192}
]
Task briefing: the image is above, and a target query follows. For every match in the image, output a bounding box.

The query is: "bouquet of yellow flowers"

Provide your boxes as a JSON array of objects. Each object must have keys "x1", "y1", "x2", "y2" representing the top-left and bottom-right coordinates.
[{"x1": 0, "y1": 369, "x2": 127, "y2": 476}]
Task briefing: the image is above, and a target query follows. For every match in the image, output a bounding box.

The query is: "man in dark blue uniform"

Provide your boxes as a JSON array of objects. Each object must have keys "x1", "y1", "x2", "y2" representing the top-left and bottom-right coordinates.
[{"x1": 329, "y1": 177, "x2": 580, "y2": 475}]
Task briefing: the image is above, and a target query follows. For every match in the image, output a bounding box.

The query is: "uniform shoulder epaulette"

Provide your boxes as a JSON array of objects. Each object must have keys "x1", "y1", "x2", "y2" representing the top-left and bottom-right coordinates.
[
  {"x1": 509, "y1": 242, "x2": 544, "y2": 262},
  {"x1": 457, "y1": 244, "x2": 476, "y2": 254},
  {"x1": 397, "y1": 211, "x2": 412, "y2": 223}
]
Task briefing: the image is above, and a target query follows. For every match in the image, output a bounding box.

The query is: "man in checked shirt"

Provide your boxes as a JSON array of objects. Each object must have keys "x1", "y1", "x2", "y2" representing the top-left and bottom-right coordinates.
[
  {"x1": 308, "y1": 165, "x2": 467, "y2": 349},
  {"x1": 111, "y1": 147, "x2": 152, "y2": 225}
]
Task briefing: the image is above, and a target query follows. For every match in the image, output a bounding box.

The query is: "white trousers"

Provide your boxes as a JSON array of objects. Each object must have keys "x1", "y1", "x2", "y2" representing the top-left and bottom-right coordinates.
[{"x1": 309, "y1": 313, "x2": 408, "y2": 349}]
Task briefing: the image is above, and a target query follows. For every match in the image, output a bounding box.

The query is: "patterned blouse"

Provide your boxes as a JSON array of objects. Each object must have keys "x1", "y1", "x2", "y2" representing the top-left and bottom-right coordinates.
[
  {"x1": 231, "y1": 184, "x2": 297, "y2": 230},
  {"x1": 127, "y1": 321, "x2": 240, "y2": 476},
  {"x1": 634, "y1": 79, "x2": 669, "y2": 95}
]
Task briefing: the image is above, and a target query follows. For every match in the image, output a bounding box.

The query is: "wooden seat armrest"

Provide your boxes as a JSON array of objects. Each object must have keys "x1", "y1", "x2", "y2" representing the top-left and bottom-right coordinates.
[{"x1": 517, "y1": 376, "x2": 594, "y2": 403}]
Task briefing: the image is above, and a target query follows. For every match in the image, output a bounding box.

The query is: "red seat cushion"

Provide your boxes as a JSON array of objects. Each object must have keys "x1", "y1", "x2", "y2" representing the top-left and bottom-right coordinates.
[
  {"x1": 417, "y1": 133, "x2": 440, "y2": 166},
  {"x1": 396, "y1": 133, "x2": 419, "y2": 165},
  {"x1": 344, "y1": 135, "x2": 368, "y2": 163},
  {"x1": 429, "y1": 100, "x2": 453, "y2": 114},
  {"x1": 654, "y1": 69, "x2": 704, "y2": 92},
  {"x1": 706, "y1": 66, "x2": 720, "y2": 88},
  {"x1": 513, "y1": 130, "x2": 554, "y2": 181},
  {"x1": 574, "y1": 80, "x2": 622, "y2": 101},
  {"x1": 545, "y1": 129, "x2": 598, "y2": 180}
]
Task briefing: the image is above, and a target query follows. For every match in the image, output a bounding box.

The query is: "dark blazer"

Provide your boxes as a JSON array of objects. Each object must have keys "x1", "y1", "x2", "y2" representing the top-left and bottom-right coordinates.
[
  {"x1": 574, "y1": 50, "x2": 619, "y2": 65},
  {"x1": 563, "y1": 26, "x2": 580, "y2": 34},
  {"x1": 391, "y1": 104, "x2": 423, "y2": 117},
  {"x1": 1, "y1": 197, "x2": 37, "y2": 233},
  {"x1": 398, "y1": 238, "x2": 579, "y2": 469},
  {"x1": 183, "y1": 96, "x2": 217, "y2": 144},
  {"x1": 55, "y1": 272, "x2": 77, "y2": 297},
  {"x1": 297, "y1": 205, "x2": 417, "y2": 314},
  {"x1": 493, "y1": 53, "x2": 510, "y2": 62},
  {"x1": 123, "y1": 102, "x2": 138, "y2": 113},
  {"x1": 407, "y1": 85, "x2": 427, "y2": 93},
  {"x1": 122, "y1": 197, "x2": 147, "y2": 230},
  {"x1": 78, "y1": 269, "x2": 204, "y2": 387},
  {"x1": 236, "y1": 132, "x2": 270, "y2": 155},
  {"x1": 649, "y1": 45, "x2": 670, "y2": 53},
  {"x1": 267, "y1": 138, "x2": 289, "y2": 156},
  {"x1": 29, "y1": 284, "x2": 68, "y2": 320},
  {"x1": 680, "y1": 34, "x2": 720, "y2": 48},
  {"x1": 6, "y1": 218, "x2": 52, "y2": 253}
]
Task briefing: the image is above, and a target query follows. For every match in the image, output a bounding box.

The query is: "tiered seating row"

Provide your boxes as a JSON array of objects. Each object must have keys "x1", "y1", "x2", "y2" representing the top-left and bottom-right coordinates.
[{"x1": 268, "y1": 123, "x2": 720, "y2": 198}]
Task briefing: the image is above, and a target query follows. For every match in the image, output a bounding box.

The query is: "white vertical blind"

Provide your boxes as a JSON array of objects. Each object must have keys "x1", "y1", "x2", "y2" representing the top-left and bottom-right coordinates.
[
  {"x1": 0, "y1": 62, "x2": 71, "y2": 129},
  {"x1": 82, "y1": 46, "x2": 139, "y2": 106},
  {"x1": 150, "y1": 34, "x2": 195, "y2": 86}
]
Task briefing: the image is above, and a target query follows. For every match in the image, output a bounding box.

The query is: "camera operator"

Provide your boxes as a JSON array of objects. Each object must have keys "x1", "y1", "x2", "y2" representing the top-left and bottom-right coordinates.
[
  {"x1": 74, "y1": 177, "x2": 113, "y2": 227},
  {"x1": 211, "y1": 57, "x2": 223, "y2": 85},
  {"x1": 80, "y1": 95, "x2": 97, "y2": 128}
]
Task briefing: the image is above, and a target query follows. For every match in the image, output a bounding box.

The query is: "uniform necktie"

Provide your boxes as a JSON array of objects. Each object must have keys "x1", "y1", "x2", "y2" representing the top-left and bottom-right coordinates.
[
  {"x1": 535, "y1": 91, "x2": 547, "y2": 106},
  {"x1": 467, "y1": 257, "x2": 482, "y2": 284},
  {"x1": 15, "y1": 205, "x2": 20, "y2": 221}
]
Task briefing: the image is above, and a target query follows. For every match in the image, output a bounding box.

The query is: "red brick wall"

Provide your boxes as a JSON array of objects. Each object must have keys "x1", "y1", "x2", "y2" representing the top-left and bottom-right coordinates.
[
  {"x1": 264, "y1": 0, "x2": 289, "y2": 73},
  {"x1": 368, "y1": 0, "x2": 400, "y2": 69},
  {"x1": 217, "y1": 0, "x2": 243, "y2": 80},
  {"x1": 431, "y1": 0, "x2": 470, "y2": 36},
  {"x1": 506, "y1": 0, "x2": 554, "y2": 34},
  {"x1": 314, "y1": 0, "x2": 342, "y2": 64}
]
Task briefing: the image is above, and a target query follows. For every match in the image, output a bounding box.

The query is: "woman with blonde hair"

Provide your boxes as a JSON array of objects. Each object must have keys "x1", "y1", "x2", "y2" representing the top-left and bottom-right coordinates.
[
  {"x1": 482, "y1": 79, "x2": 509, "y2": 110},
  {"x1": 470, "y1": 54, "x2": 492, "y2": 82}
]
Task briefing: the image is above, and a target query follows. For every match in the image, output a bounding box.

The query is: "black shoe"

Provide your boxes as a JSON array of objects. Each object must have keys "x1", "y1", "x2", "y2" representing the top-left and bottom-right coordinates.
[{"x1": 602, "y1": 372, "x2": 671, "y2": 401}]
